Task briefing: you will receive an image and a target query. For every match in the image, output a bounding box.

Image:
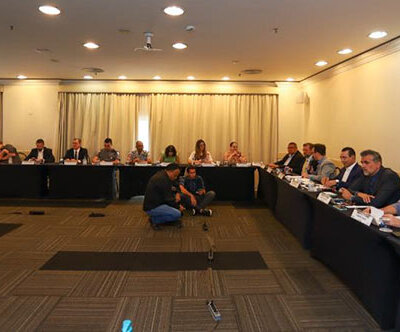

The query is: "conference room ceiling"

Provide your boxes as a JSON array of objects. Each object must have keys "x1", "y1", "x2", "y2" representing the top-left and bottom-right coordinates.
[{"x1": 0, "y1": 0, "x2": 399, "y2": 81}]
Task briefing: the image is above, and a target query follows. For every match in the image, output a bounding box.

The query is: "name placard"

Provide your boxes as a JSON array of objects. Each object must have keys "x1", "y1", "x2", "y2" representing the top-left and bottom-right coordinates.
[
  {"x1": 266, "y1": 167, "x2": 273, "y2": 173},
  {"x1": 317, "y1": 192, "x2": 332, "y2": 204},
  {"x1": 278, "y1": 172, "x2": 285, "y2": 179},
  {"x1": 64, "y1": 161, "x2": 77, "y2": 166},
  {"x1": 99, "y1": 161, "x2": 113, "y2": 166},
  {"x1": 351, "y1": 209, "x2": 373, "y2": 226},
  {"x1": 290, "y1": 179, "x2": 300, "y2": 188},
  {"x1": 21, "y1": 161, "x2": 35, "y2": 165}
]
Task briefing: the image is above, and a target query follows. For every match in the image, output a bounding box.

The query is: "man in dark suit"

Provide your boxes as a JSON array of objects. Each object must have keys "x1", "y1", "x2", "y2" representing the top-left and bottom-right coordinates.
[
  {"x1": 268, "y1": 142, "x2": 305, "y2": 175},
  {"x1": 25, "y1": 139, "x2": 55, "y2": 163},
  {"x1": 322, "y1": 147, "x2": 362, "y2": 190},
  {"x1": 63, "y1": 138, "x2": 89, "y2": 163},
  {"x1": 342, "y1": 150, "x2": 400, "y2": 208}
]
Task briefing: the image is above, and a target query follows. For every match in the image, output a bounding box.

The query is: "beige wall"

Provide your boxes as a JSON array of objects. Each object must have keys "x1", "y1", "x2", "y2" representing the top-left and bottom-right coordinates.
[
  {"x1": 2, "y1": 82, "x2": 59, "y2": 153},
  {"x1": 302, "y1": 49, "x2": 400, "y2": 171},
  {"x1": 277, "y1": 83, "x2": 304, "y2": 153}
]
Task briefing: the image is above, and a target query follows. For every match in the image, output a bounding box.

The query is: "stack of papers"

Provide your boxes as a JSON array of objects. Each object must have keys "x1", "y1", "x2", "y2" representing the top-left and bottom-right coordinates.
[{"x1": 236, "y1": 163, "x2": 251, "y2": 167}]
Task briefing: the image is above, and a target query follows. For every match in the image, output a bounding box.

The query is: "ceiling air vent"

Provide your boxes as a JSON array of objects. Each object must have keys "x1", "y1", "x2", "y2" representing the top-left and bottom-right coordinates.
[
  {"x1": 240, "y1": 69, "x2": 263, "y2": 75},
  {"x1": 82, "y1": 67, "x2": 104, "y2": 74}
]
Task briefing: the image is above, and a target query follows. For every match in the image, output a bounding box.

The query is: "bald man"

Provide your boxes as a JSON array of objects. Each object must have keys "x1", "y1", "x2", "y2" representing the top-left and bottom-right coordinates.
[{"x1": 127, "y1": 140, "x2": 152, "y2": 164}]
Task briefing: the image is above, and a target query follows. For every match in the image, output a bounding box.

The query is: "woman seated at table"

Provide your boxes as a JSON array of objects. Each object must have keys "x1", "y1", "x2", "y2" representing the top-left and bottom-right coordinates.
[
  {"x1": 223, "y1": 141, "x2": 247, "y2": 164},
  {"x1": 188, "y1": 139, "x2": 213, "y2": 165},
  {"x1": 159, "y1": 145, "x2": 180, "y2": 163}
]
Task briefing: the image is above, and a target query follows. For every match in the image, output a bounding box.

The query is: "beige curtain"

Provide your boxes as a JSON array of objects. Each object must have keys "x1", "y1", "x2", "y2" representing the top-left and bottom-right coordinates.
[
  {"x1": 57, "y1": 93, "x2": 150, "y2": 161},
  {"x1": 149, "y1": 94, "x2": 278, "y2": 163},
  {"x1": 0, "y1": 92, "x2": 2, "y2": 141}
]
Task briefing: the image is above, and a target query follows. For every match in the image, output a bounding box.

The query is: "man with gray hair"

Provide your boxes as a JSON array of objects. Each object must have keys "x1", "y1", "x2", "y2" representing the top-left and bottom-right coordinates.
[{"x1": 341, "y1": 150, "x2": 400, "y2": 208}]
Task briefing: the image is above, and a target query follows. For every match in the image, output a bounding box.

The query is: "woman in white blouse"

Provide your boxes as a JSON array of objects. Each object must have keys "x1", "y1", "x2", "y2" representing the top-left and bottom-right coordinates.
[{"x1": 188, "y1": 139, "x2": 213, "y2": 165}]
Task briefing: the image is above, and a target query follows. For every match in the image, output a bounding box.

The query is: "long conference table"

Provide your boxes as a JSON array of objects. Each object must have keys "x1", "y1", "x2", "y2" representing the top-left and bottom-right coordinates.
[
  {"x1": 0, "y1": 164, "x2": 255, "y2": 201},
  {"x1": 258, "y1": 169, "x2": 400, "y2": 330}
]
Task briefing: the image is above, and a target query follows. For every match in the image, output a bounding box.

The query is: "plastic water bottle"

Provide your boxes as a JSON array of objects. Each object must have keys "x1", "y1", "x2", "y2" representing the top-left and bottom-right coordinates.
[{"x1": 8, "y1": 157, "x2": 12, "y2": 164}]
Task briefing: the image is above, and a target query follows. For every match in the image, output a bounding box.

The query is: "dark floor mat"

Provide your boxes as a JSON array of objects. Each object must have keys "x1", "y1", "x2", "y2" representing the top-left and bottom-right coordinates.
[
  {"x1": 40, "y1": 251, "x2": 268, "y2": 271},
  {"x1": 0, "y1": 223, "x2": 22, "y2": 237}
]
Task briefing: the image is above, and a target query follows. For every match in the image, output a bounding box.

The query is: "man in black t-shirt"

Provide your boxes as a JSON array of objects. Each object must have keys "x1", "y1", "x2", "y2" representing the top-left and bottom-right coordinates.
[{"x1": 143, "y1": 163, "x2": 184, "y2": 229}]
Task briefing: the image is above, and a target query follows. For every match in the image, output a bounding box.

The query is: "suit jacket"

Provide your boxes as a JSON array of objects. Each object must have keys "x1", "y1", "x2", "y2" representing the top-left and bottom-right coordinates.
[
  {"x1": 25, "y1": 147, "x2": 55, "y2": 163},
  {"x1": 63, "y1": 148, "x2": 89, "y2": 161},
  {"x1": 276, "y1": 150, "x2": 305, "y2": 175},
  {"x1": 309, "y1": 157, "x2": 336, "y2": 183},
  {"x1": 349, "y1": 167, "x2": 400, "y2": 208},
  {"x1": 333, "y1": 163, "x2": 362, "y2": 190}
]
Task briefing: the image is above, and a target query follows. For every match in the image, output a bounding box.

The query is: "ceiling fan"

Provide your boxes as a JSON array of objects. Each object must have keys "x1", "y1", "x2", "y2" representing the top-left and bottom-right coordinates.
[{"x1": 134, "y1": 32, "x2": 163, "y2": 52}]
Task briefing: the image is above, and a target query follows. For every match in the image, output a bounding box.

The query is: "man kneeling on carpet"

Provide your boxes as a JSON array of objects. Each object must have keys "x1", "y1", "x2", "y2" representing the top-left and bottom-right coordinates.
[
  {"x1": 143, "y1": 163, "x2": 184, "y2": 230},
  {"x1": 179, "y1": 166, "x2": 215, "y2": 216}
]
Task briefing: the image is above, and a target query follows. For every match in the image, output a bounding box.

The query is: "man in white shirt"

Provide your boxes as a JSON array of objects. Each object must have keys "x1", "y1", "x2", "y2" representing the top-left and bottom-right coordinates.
[
  {"x1": 322, "y1": 147, "x2": 362, "y2": 190},
  {"x1": 25, "y1": 139, "x2": 55, "y2": 163}
]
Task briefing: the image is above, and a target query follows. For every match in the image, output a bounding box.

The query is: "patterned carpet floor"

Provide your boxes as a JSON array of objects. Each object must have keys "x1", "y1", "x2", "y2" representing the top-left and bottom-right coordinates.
[{"x1": 0, "y1": 200, "x2": 380, "y2": 331}]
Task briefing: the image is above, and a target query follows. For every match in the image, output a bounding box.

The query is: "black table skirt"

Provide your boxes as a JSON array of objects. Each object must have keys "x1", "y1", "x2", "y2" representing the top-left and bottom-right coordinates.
[
  {"x1": 274, "y1": 179, "x2": 314, "y2": 249},
  {"x1": 118, "y1": 165, "x2": 255, "y2": 201},
  {"x1": 0, "y1": 165, "x2": 48, "y2": 198},
  {"x1": 259, "y1": 172, "x2": 400, "y2": 330},
  {"x1": 47, "y1": 165, "x2": 116, "y2": 199},
  {"x1": 257, "y1": 170, "x2": 277, "y2": 210},
  {"x1": 310, "y1": 198, "x2": 400, "y2": 330}
]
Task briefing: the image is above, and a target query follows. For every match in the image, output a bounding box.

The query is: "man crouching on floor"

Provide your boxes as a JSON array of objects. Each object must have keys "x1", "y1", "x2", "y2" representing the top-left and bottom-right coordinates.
[{"x1": 143, "y1": 163, "x2": 184, "y2": 230}]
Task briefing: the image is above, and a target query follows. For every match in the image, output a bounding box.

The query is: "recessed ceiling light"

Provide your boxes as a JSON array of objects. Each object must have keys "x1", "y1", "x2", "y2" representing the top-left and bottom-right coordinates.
[
  {"x1": 164, "y1": 6, "x2": 184, "y2": 16},
  {"x1": 315, "y1": 60, "x2": 328, "y2": 67},
  {"x1": 83, "y1": 75, "x2": 93, "y2": 79},
  {"x1": 16, "y1": 74, "x2": 27, "y2": 79},
  {"x1": 368, "y1": 31, "x2": 387, "y2": 39},
  {"x1": 337, "y1": 48, "x2": 353, "y2": 55},
  {"x1": 83, "y1": 42, "x2": 99, "y2": 49},
  {"x1": 187, "y1": 76, "x2": 195, "y2": 80},
  {"x1": 286, "y1": 77, "x2": 295, "y2": 82},
  {"x1": 38, "y1": 5, "x2": 61, "y2": 16},
  {"x1": 118, "y1": 75, "x2": 127, "y2": 80},
  {"x1": 153, "y1": 75, "x2": 161, "y2": 80},
  {"x1": 172, "y1": 42, "x2": 187, "y2": 50},
  {"x1": 222, "y1": 76, "x2": 230, "y2": 80}
]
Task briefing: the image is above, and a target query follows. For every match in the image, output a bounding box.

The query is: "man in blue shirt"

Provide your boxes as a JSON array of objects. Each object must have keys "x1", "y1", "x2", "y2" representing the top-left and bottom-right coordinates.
[{"x1": 179, "y1": 166, "x2": 216, "y2": 216}]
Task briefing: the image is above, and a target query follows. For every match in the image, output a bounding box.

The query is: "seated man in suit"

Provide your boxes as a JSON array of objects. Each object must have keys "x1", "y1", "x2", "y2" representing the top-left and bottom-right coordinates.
[
  {"x1": 25, "y1": 138, "x2": 55, "y2": 163},
  {"x1": 0, "y1": 141, "x2": 21, "y2": 164},
  {"x1": 302, "y1": 142, "x2": 316, "y2": 174},
  {"x1": 302, "y1": 143, "x2": 335, "y2": 182},
  {"x1": 127, "y1": 140, "x2": 151, "y2": 164},
  {"x1": 92, "y1": 137, "x2": 120, "y2": 164},
  {"x1": 268, "y1": 142, "x2": 305, "y2": 174},
  {"x1": 321, "y1": 147, "x2": 362, "y2": 190},
  {"x1": 143, "y1": 163, "x2": 184, "y2": 230},
  {"x1": 341, "y1": 150, "x2": 400, "y2": 208},
  {"x1": 63, "y1": 138, "x2": 89, "y2": 164},
  {"x1": 179, "y1": 166, "x2": 215, "y2": 216}
]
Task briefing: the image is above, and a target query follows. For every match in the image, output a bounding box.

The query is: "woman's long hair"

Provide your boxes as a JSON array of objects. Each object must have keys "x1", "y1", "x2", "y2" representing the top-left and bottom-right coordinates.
[
  {"x1": 164, "y1": 145, "x2": 177, "y2": 157},
  {"x1": 195, "y1": 139, "x2": 207, "y2": 160}
]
